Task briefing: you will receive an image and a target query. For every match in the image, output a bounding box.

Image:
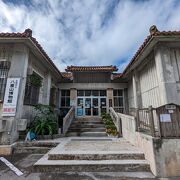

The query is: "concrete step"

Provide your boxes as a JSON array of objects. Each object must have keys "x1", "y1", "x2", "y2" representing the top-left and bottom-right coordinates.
[
  {"x1": 13, "y1": 141, "x2": 58, "y2": 154},
  {"x1": 75, "y1": 117, "x2": 102, "y2": 121},
  {"x1": 80, "y1": 132, "x2": 107, "y2": 137},
  {"x1": 74, "y1": 118, "x2": 104, "y2": 122},
  {"x1": 66, "y1": 132, "x2": 107, "y2": 137},
  {"x1": 16, "y1": 141, "x2": 58, "y2": 147},
  {"x1": 68, "y1": 127, "x2": 106, "y2": 132},
  {"x1": 70, "y1": 124, "x2": 105, "y2": 128},
  {"x1": 13, "y1": 146, "x2": 52, "y2": 154},
  {"x1": 48, "y1": 151, "x2": 145, "y2": 160},
  {"x1": 72, "y1": 121, "x2": 104, "y2": 125},
  {"x1": 34, "y1": 155, "x2": 150, "y2": 172}
]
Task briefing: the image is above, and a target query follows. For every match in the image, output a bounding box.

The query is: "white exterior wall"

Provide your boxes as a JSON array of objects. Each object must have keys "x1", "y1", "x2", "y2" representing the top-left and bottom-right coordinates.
[
  {"x1": 139, "y1": 58, "x2": 161, "y2": 108},
  {"x1": 170, "y1": 48, "x2": 180, "y2": 103},
  {"x1": 154, "y1": 45, "x2": 180, "y2": 105},
  {"x1": 0, "y1": 44, "x2": 14, "y2": 118},
  {"x1": 22, "y1": 52, "x2": 54, "y2": 125},
  {"x1": 127, "y1": 53, "x2": 161, "y2": 109},
  {"x1": 0, "y1": 43, "x2": 29, "y2": 144},
  {"x1": 127, "y1": 79, "x2": 134, "y2": 109}
]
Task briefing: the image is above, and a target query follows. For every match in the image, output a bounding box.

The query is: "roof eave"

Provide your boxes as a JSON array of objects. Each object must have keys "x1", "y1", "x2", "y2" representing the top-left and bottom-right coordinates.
[
  {"x1": 122, "y1": 35, "x2": 180, "y2": 77},
  {"x1": 0, "y1": 37, "x2": 62, "y2": 79},
  {"x1": 26, "y1": 38, "x2": 62, "y2": 79}
]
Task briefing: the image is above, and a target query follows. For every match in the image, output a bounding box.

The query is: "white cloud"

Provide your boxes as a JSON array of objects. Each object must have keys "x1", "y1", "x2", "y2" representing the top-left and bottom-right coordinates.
[{"x1": 0, "y1": 0, "x2": 180, "y2": 71}]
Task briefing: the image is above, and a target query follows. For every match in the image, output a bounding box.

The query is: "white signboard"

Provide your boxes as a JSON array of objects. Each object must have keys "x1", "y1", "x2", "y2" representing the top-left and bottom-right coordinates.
[
  {"x1": 165, "y1": 104, "x2": 176, "y2": 110},
  {"x1": 160, "y1": 114, "x2": 171, "y2": 122},
  {"x1": 2, "y1": 78, "x2": 20, "y2": 116}
]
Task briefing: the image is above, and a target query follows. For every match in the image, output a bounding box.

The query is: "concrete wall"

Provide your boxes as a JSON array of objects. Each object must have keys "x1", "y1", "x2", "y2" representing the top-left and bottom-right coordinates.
[
  {"x1": 21, "y1": 52, "x2": 53, "y2": 125},
  {"x1": 70, "y1": 88, "x2": 77, "y2": 107},
  {"x1": 0, "y1": 43, "x2": 29, "y2": 144},
  {"x1": 154, "y1": 44, "x2": 180, "y2": 105},
  {"x1": 73, "y1": 72, "x2": 111, "y2": 83},
  {"x1": 127, "y1": 52, "x2": 162, "y2": 110},
  {"x1": 59, "y1": 83, "x2": 127, "y2": 90},
  {"x1": 0, "y1": 44, "x2": 14, "y2": 117},
  {"x1": 0, "y1": 44, "x2": 60, "y2": 145},
  {"x1": 139, "y1": 58, "x2": 161, "y2": 108},
  {"x1": 151, "y1": 43, "x2": 180, "y2": 107},
  {"x1": 119, "y1": 112, "x2": 180, "y2": 177},
  {"x1": 154, "y1": 139, "x2": 180, "y2": 177},
  {"x1": 127, "y1": 79, "x2": 134, "y2": 109}
]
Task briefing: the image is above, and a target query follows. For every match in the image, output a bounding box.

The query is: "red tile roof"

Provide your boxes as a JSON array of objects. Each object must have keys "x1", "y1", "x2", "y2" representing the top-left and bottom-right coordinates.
[
  {"x1": 0, "y1": 29, "x2": 62, "y2": 77},
  {"x1": 2, "y1": 26, "x2": 180, "y2": 80},
  {"x1": 66, "y1": 65, "x2": 118, "y2": 72},
  {"x1": 112, "y1": 73, "x2": 122, "y2": 79},
  {"x1": 61, "y1": 72, "x2": 72, "y2": 79},
  {"x1": 123, "y1": 25, "x2": 180, "y2": 75}
]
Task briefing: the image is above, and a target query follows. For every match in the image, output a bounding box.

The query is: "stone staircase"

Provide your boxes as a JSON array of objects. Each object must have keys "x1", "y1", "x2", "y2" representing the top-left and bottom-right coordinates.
[
  {"x1": 13, "y1": 141, "x2": 58, "y2": 154},
  {"x1": 33, "y1": 138, "x2": 155, "y2": 178},
  {"x1": 66, "y1": 117, "x2": 107, "y2": 137}
]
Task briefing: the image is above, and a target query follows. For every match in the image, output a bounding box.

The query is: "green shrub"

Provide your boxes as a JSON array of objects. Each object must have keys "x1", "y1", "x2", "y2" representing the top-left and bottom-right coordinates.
[
  {"x1": 101, "y1": 112, "x2": 118, "y2": 136},
  {"x1": 30, "y1": 104, "x2": 58, "y2": 136}
]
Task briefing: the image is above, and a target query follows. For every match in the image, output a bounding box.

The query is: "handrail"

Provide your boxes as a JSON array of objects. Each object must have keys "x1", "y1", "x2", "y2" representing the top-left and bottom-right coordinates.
[
  {"x1": 109, "y1": 107, "x2": 121, "y2": 136},
  {"x1": 63, "y1": 106, "x2": 75, "y2": 134}
]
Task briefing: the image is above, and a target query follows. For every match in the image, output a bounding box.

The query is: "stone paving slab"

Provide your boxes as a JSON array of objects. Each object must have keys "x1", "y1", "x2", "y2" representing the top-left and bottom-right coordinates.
[{"x1": 61, "y1": 137, "x2": 141, "y2": 152}]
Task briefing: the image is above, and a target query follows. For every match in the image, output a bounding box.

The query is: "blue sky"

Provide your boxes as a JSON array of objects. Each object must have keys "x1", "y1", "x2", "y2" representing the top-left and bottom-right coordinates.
[{"x1": 0, "y1": 0, "x2": 180, "y2": 72}]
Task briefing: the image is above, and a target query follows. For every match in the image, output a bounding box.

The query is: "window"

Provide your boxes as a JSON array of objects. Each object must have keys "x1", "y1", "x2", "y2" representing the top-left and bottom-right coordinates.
[
  {"x1": 24, "y1": 72, "x2": 42, "y2": 106},
  {"x1": 77, "y1": 90, "x2": 84, "y2": 96},
  {"x1": 113, "y1": 89, "x2": 124, "y2": 113},
  {"x1": 77, "y1": 90, "x2": 107, "y2": 97},
  {"x1": 61, "y1": 90, "x2": 70, "y2": 107},
  {"x1": 100, "y1": 90, "x2": 106, "y2": 96},
  {"x1": 0, "y1": 61, "x2": 11, "y2": 102},
  {"x1": 92, "y1": 90, "x2": 99, "y2": 96},
  {"x1": 85, "y1": 90, "x2": 91, "y2": 96}
]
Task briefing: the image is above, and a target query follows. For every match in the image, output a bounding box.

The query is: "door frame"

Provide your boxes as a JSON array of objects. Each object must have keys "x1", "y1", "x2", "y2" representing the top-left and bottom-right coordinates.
[{"x1": 76, "y1": 96, "x2": 107, "y2": 117}]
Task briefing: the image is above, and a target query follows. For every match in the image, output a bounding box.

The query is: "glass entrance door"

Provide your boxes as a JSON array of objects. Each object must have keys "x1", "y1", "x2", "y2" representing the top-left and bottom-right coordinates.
[
  {"x1": 76, "y1": 96, "x2": 107, "y2": 117},
  {"x1": 85, "y1": 98, "x2": 91, "y2": 116},
  {"x1": 100, "y1": 98, "x2": 107, "y2": 114},
  {"x1": 77, "y1": 98, "x2": 84, "y2": 116},
  {"x1": 92, "y1": 98, "x2": 99, "y2": 116}
]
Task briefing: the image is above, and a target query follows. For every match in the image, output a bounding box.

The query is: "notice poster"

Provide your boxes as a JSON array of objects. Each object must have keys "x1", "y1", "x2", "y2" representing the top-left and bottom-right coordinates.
[
  {"x1": 77, "y1": 108, "x2": 83, "y2": 116},
  {"x1": 2, "y1": 78, "x2": 20, "y2": 117},
  {"x1": 160, "y1": 114, "x2": 171, "y2": 122}
]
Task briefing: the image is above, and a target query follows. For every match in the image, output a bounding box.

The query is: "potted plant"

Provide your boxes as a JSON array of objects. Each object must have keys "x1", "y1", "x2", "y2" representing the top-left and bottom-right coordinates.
[
  {"x1": 101, "y1": 112, "x2": 118, "y2": 137},
  {"x1": 29, "y1": 104, "x2": 58, "y2": 139}
]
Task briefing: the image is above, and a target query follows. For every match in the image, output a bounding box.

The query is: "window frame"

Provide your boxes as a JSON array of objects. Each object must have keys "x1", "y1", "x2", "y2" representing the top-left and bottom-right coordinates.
[
  {"x1": 24, "y1": 72, "x2": 42, "y2": 106},
  {"x1": 113, "y1": 89, "x2": 124, "y2": 113},
  {"x1": 60, "y1": 90, "x2": 70, "y2": 108},
  {"x1": 0, "y1": 60, "x2": 11, "y2": 103}
]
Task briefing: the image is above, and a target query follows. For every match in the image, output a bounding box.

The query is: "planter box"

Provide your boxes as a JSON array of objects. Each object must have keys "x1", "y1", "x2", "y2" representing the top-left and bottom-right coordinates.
[{"x1": 36, "y1": 134, "x2": 63, "y2": 140}]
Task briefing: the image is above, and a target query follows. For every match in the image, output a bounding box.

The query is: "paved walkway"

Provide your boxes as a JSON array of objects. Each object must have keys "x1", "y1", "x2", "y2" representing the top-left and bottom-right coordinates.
[{"x1": 62, "y1": 137, "x2": 140, "y2": 151}]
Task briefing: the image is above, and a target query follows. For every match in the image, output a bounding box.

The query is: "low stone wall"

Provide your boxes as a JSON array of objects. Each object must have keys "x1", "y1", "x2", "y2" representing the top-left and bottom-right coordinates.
[
  {"x1": 119, "y1": 113, "x2": 158, "y2": 175},
  {"x1": 155, "y1": 139, "x2": 180, "y2": 177},
  {"x1": 118, "y1": 112, "x2": 180, "y2": 177}
]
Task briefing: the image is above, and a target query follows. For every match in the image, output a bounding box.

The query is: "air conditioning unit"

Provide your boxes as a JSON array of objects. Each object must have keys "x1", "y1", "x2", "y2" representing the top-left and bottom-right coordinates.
[
  {"x1": 0, "y1": 119, "x2": 7, "y2": 132},
  {"x1": 17, "y1": 119, "x2": 27, "y2": 131}
]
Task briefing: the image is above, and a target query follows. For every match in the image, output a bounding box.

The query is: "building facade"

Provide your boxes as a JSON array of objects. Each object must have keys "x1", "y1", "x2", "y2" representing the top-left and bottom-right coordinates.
[
  {"x1": 0, "y1": 29, "x2": 62, "y2": 144},
  {"x1": 0, "y1": 25, "x2": 180, "y2": 145}
]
